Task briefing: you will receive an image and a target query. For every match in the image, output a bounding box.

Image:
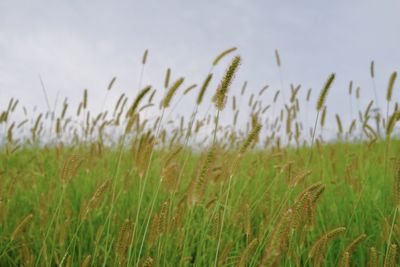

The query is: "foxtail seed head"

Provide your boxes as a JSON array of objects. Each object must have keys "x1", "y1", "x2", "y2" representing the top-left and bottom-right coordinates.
[
  {"x1": 213, "y1": 56, "x2": 241, "y2": 110},
  {"x1": 317, "y1": 73, "x2": 335, "y2": 111}
]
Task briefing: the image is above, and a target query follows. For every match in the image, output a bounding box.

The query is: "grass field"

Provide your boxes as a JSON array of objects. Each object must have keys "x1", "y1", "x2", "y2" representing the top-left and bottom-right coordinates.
[{"x1": 0, "y1": 49, "x2": 399, "y2": 266}]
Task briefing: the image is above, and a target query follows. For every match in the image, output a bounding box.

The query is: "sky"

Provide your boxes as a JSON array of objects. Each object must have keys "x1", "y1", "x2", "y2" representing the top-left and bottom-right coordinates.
[{"x1": 0, "y1": 0, "x2": 399, "y2": 139}]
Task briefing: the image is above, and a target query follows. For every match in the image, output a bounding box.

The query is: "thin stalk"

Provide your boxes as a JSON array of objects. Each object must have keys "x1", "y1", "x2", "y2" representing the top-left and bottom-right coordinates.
[
  {"x1": 35, "y1": 186, "x2": 66, "y2": 266},
  {"x1": 213, "y1": 173, "x2": 233, "y2": 267},
  {"x1": 126, "y1": 108, "x2": 166, "y2": 266},
  {"x1": 309, "y1": 111, "x2": 320, "y2": 163}
]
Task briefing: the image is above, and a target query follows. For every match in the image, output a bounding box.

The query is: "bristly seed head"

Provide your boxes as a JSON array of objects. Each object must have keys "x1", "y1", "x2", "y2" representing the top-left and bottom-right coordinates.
[
  {"x1": 213, "y1": 56, "x2": 241, "y2": 111},
  {"x1": 317, "y1": 73, "x2": 335, "y2": 111}
]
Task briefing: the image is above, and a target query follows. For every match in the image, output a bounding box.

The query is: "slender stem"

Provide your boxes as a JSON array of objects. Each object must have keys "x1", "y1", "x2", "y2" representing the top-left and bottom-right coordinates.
[
  {"x1": 35, "y1": 185, "x2": 66, "y2": 266},
  {"x1": 100, "y1": 133, "x2": 128, "y2": 266},
  {"x1": 385, "y1": 207, "x2": 398, "y2": 264},
  {"x1": 213, "y1": 110, "x2": 220, "y2": 145},
  {"x1": 213, "y1": 173, "x2": 233, "y2": 267},
  {"x1": 309, "y1": 111, "x2": 320, "y2": 163},
  {"x1": 59, "y1": 222, "x2": 84, "y2": 266},
  {"x1": 126, "y1": 108, "x2": 165, "y2": 266},
  {"x1": 135, "y1": 178, "x2": 163, "y2": 266}
]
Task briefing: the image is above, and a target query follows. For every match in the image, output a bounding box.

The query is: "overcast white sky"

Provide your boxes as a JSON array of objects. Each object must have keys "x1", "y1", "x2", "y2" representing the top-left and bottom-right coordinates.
[{"x1": 1, "y1": 0, "x2": 399, "y2": 137}]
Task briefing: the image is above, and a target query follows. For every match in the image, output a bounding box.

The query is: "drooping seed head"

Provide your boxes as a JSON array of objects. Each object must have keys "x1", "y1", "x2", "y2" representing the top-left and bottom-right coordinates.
[
  {"x1": 387, "y1": 71, "x2": 397, "y2": 102},
  {"x1": 317, "y1": 73, "x2": 335, "y2": 111},
  {"x1": 213, "y1": 56, "x2": 241, "y2": 111},
  {"x1": 212, "y1": 47, "x2": 237, "y2": 66}
]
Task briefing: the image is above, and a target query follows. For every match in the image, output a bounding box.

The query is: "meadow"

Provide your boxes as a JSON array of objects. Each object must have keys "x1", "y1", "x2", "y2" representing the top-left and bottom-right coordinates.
[{"x1": 0, "y1": 48, "x2": 399, "y2": 266}]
